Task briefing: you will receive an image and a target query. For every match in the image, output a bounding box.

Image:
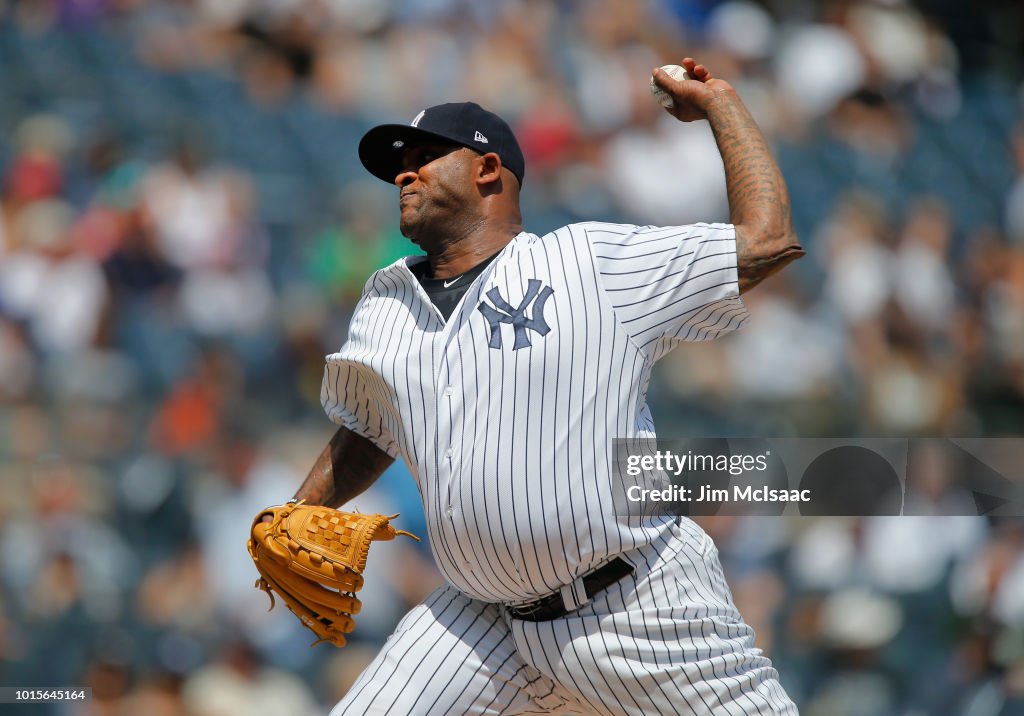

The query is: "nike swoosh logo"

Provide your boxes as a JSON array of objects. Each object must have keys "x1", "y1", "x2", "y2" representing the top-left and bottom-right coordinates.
[{"x1": 443, "y1": 276, "x2": 463, "y2": 288}]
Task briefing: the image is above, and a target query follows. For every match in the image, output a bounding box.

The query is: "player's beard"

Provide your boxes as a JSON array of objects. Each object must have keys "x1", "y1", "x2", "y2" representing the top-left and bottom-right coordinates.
[
  {"x1": 398, "y1": 189, "x2": 465, "y2": 249},
  {"x1": 398, "y1": 198, "x2": 426, "y2": 244}
]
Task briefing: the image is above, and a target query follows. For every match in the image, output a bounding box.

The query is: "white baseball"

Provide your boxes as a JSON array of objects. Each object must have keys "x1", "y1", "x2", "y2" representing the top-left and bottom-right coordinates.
[{"x1": 650, "y1": 64, "x2": 689, "y2": 109}]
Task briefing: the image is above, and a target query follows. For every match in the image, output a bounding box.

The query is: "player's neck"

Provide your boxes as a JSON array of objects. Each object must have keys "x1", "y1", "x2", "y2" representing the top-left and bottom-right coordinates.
[{"x1": 424, "y1": 220, "x2": 522, "y2": 279}]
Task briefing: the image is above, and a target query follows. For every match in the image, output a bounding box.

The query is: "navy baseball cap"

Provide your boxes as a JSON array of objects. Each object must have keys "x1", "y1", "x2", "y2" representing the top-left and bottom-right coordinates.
[{"x1": 358, "y1": 102, "x2": 525, "y2": 186}]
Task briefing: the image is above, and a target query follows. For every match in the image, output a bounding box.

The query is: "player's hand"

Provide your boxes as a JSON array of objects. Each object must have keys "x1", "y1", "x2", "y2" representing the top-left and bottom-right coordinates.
[{"x1": 651, "y1": 58, "x2": 737, "y2": 123}]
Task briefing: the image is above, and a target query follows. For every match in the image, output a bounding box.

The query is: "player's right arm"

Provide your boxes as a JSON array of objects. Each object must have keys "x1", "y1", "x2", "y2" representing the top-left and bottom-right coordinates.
[
  {"x1": 292, "y1": 426, "x2": 395, "y2": 507},
  {"x1": 651, "y1": 57, "x2": 804, "y2": 293}
]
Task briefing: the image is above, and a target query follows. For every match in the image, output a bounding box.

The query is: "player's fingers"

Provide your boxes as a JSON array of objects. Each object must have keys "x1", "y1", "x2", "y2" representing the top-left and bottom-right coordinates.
[
  {"x1": 679, "y1": 58, "x2": 711, "y2": 83},
  {"x1": 683, "y1": 62, "x2": 710, "y2": 82},
  {"x1": 650, "y1": 67, "x2": 679, "y2": 91}
]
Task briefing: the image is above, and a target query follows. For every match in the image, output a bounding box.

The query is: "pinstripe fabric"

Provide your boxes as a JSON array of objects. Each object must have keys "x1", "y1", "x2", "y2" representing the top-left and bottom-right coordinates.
[
  {"x1": 332, "y1": 521, "x2": 796, "y2": 715},
  {"x1": 321, "y1": 222, "x2": 747, "y2": 603},
  {"x1": 330, "y1": 586, "x2": 585, "y2": 716},
  {"x1": 322, "y1": 221, "x2": 795, "y2": 713}
]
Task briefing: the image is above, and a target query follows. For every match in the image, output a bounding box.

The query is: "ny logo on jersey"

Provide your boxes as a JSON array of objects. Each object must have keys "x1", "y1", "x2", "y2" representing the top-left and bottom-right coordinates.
[{"x1": 477, "y1": 280, "x2": 554, "y2": 350}]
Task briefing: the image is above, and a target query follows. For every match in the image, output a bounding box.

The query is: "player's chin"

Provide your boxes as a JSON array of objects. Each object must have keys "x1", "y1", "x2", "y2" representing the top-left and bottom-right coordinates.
[
  {"x1": 399, "y1": 217, "x2": 421, "y2": 243},
  {"x1": 398, "y1": 206, "x2": 418, "y2": 239},
  {"x1": 400, "y1": 207, "x2": 439, "y2": 244}
]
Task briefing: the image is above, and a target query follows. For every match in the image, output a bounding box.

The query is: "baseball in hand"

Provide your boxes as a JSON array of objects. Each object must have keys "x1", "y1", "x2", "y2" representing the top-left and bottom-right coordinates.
[{"x1": 650, "y1": 64, "x2": 689, "y2": 109}]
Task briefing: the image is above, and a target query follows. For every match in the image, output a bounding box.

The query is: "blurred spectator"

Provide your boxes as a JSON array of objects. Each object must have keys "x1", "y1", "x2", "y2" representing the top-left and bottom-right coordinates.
[
  {"x1": 149, "y1": 345, "x2": 242, "y2": 459},
  {"x1": 604, "y1": 111, "x2": 729, "y2": 225},
  {"x1": 177, "y1": 262, "x2": 274, "y2": 337},
  {"x1": 101, "y1": 195, "x2": 181, "y2": 298},
  {"x1": 114, "y1": 671, "x2": 194, "y2": 716},
  {"x1": 773, "y1": 24, "x2": 866, "y2": 121},
  {"x1": 114, "y1": 450, "x2": 196, "y2": 565},
  {"x1": 1007, "y1": 125, "x2": 1024, "y2": 245},
  {"x1": 133, "y1": 542, "x2": 219, "y2": 676},
  {"x1": 706, "y1": 1, "x2": 776, "y2": 65},
  {"x1": 724, "y1": 278, "x2": 843, "y2": 404},
  {"x1": 893, "y1": 196, "x2": 957, "y2": 336},
  {"x1": 136, "y1": 542, "x2": 217, "y2": 636},
  {"x1": 183, "y1": 638, "x2": 318, "y2": 716},
  {"x1": 139, "y1": 138, "x2": 255, "y2": 272},
  {"x1": 134, "y1": 138, "x2": 275, "y2": 342},
  {"x1": 0, "y1": 198, "x2": 109, "y2": 355},
  {"x1": 77, "y1": 657, "x2": 134, "y2": 716},
  {"x1": 3, "y1": 115, "x2": 72, "y2": 207},
  {"x1": 190, "y1": 421, "x2": 305, "y2": 652},
  {"x1": 803, "y1": 588, "x2": 904, "y2": 716},
  {"x1": 302, "y1": 183, "x2": 409, "y2": 310},
  {"x1": 0, "y1": 317, "x2": 36, "y2": 401},
  {"x1": 819, "y1": 191, "x2": 894, "y2": 328},
  {"x1": 49, "y1": 348, "x2": 139, "y2": 461},
  {"x1": 0, "y1": 459, "x2": 135, "y2": 687},
  {"x1": 951, "y1": 524, "x2": 1024, "y2": 626},
  {"x1": 1, "y1": 458, "x2": 134, "y2": 621},
  {"x1": 828, "y1": 88, "x2": 912, "y2": 165}
]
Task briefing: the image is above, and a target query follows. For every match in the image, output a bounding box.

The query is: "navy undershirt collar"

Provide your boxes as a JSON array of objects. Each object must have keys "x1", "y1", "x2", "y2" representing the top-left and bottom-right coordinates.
[{"x1": 411, "y1": 250, "x2": 502, "y2": 321}]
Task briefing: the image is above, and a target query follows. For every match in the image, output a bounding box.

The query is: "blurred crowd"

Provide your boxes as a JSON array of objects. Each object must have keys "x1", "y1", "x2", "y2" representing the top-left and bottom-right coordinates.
[{"x1": 0, "y1": 0, "x2": 1023, "y2": 714}]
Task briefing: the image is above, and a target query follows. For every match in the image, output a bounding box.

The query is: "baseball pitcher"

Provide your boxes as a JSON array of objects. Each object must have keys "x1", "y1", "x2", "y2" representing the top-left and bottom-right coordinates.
[{"x1": 251, "y1": 58, "x2": 804, "y2": 715}]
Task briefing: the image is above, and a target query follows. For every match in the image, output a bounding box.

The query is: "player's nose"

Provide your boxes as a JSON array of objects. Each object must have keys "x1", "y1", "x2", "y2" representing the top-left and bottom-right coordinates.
[{"x1": 394, "y1": 169, "x2": 417, "y2": 188}]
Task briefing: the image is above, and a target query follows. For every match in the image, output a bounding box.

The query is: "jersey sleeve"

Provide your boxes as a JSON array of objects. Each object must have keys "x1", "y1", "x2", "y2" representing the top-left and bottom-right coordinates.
[
  {"x1": 585, "y1": 222, "x2": 749, "y2": 359},
  {"x1": 320, "y1": 361, "x2": 402, "y2": 459},
  {"x1": 320, "y1": 274, "x2": 403, "y2": 460}
]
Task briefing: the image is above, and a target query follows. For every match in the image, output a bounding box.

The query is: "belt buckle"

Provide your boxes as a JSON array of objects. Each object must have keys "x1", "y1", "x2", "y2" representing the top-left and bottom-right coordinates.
[
  {"x1": 509, "y1": 574, "x2": 591, "y2": 621},
  {"x1": 510, "y1": 597, "x2": 547, "y2": 619}
]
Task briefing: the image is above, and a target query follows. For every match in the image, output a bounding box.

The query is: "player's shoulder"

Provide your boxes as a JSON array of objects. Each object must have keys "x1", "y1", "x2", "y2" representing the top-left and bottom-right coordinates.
[
  {"x1": 539, "y1": 221, "x2": 640, "y2": 240},
  {"x1": 359, "y1": 255, "x2": 422, "y2": 297},
  {"x1": 530, "y1": 221, "x2": 731, "y2": 251},
  {"x1": 527, "y1": 221, "x2": 642, "y2": 250},
  {"x1": 566, "y1": 220, "x2": 734, "y2": 239},
  {"x1": 342, "y1": 256, "x2": 421, "y2": 320}
]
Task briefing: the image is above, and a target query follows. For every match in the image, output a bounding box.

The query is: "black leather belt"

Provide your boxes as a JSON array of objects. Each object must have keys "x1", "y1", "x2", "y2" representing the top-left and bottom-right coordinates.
[{"x1": 507, "y1": 557, "x2": 635, "y2": 622}]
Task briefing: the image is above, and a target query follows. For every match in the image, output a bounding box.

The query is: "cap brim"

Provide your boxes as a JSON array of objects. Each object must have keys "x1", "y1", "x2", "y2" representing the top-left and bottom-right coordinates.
[{"x1": 358, "y1": 124, "x2": 472, "y2": 184}]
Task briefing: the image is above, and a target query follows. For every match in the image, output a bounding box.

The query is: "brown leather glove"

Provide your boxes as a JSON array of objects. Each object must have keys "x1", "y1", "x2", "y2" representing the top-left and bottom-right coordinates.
[{"x1": 247, "y1": 501, "x2": 418, "y2": 646}]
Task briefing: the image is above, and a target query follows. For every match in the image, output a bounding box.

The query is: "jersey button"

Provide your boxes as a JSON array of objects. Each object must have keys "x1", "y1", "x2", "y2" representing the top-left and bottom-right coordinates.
[
  {"x1": 444, "y1": 505, "x2": 454, "y2": 517},
  {"x1": 443, "y1": 386, "x2": 453, "y2": 397},
  {"x1": 444, "y1": 448, "x2": 453, "y2": 459}
]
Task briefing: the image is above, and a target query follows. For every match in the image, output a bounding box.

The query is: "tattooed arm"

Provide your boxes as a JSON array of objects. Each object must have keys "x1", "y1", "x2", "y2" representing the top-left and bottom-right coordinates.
[
  {"x1": 651, "y1": 59, "x2": 804, "y2": 293},
  {"x1": 292, "y1": 427, "x2": 395, "y2": 507}
]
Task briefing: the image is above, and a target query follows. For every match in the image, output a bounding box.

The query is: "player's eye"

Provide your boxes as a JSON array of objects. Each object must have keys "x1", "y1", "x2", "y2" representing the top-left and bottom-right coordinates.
[
  {"x1": 402, "y1": 146, "x2": 456, "y2": 173},
  {"x1": 403, "y1": 150, "x2": 434, "y2": 169}
]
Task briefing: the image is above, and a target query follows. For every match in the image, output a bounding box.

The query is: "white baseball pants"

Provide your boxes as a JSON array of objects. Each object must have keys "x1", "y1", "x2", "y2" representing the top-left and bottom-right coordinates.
[{"x1": 331, "y1": 520, "x2": 798, "y2": 715}]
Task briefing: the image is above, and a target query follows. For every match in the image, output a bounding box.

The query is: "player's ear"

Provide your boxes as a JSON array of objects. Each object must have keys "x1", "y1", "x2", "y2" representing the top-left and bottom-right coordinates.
[{"x1": 475, "y1": 152, "x2": 503, "y2": 187}]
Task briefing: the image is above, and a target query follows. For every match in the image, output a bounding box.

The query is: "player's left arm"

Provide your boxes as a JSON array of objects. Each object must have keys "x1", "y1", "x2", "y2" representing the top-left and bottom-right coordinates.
[
  {"x1": 292, "y1": 426, "x2": 395, "y2": 508},
  {"x1": 652, "y1": 58, "x2": 805, "y2": 294}
]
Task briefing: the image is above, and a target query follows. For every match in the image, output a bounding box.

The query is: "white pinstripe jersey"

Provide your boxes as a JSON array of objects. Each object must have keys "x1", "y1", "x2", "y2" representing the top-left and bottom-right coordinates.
[{"x1": 322, "y1": 221, "x2": 748, "y2": 603}]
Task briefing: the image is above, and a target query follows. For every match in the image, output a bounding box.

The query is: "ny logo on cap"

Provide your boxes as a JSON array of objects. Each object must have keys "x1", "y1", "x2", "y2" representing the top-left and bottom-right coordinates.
[
  {"x1": 411, "y1": 110, "x2": 426, "y2": 127},
  {"x1": 477, "y1": 280, "x2": 554, "y2": 350}
]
